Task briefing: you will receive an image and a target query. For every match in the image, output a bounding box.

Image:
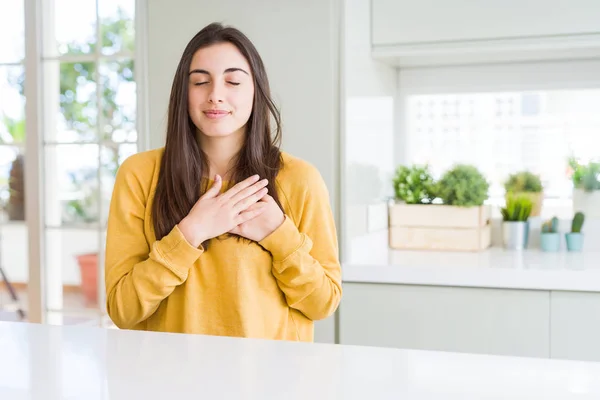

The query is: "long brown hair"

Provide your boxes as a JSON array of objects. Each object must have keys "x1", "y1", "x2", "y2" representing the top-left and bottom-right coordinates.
[{"x1": 152, "y1": 22, "x2": 284, "y2": 242}]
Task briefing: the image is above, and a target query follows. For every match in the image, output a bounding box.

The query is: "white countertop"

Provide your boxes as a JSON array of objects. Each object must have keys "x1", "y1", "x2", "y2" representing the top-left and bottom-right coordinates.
[
  {"x1": 2, "y1": 321, "x2": 600, "y2": 399},
  {"x1": 343, "y1": 231, "x2": 600, "y2": 292}
]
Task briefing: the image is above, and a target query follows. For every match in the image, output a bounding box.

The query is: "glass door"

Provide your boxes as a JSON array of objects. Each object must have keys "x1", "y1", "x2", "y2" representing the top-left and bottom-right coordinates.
[
  {"x1": 40, "y1": 0, "x2": 138, "y2": 325},
  {"x1": 0, "y1": 0, "x2": 29, "y2": 322}
]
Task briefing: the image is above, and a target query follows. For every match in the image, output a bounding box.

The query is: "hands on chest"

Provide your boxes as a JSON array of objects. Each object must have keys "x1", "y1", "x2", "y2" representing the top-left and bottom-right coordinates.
[{"x1": 178, "y1": 174, "x2": 285, "y2": 247}]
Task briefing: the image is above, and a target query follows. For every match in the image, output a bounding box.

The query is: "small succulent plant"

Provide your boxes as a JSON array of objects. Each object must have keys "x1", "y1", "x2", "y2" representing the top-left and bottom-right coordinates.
[
  {"x1": 501, "y1": 193, "x2": 533, "y2": 222},
  {"x1": 571, "y1": 212, "x2": 585, "y2": 233},
  {"x1": 541, "y1": 216, "x2": 559, "y2": 233}
]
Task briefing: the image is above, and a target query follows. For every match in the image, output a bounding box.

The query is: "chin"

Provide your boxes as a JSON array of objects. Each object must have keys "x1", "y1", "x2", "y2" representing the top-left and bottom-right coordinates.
[
  {"x1": 201, "y1": 129, "x2": 236, "y2": 137},
  {"x1": 198, "y1": 123, "x2": 244, "y2": 138}
]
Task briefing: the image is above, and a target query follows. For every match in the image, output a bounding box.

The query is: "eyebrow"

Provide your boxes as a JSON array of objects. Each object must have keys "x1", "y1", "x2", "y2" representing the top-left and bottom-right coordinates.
[{"x1": 188, "y1": 68, "x2": 249, "y2": 76}]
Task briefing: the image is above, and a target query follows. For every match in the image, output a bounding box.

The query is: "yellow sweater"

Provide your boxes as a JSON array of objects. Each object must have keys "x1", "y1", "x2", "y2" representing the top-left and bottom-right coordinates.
[{"x1": 104, "y1": 148, "x2": 342, "y2": 342}]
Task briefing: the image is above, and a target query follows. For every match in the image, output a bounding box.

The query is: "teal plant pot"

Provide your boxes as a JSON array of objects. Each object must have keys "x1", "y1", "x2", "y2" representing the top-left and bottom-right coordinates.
[
  {"x1": 540, "y1": 233, "x2": 560, "y2": 252},
  {"x1": 565, "y1": 233, "x2": 584, "y2": 252}
]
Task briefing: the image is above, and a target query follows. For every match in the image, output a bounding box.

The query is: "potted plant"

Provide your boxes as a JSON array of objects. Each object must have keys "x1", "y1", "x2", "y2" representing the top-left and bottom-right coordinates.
[
  {"x1": 389, "y1": 163, "x2": 492, "y2": 251},
  {"x1": 435, "y1": 164, "x2": 490, "y2": 207},
  {"x1": 2, "y1": 116, "x2": 26, "y2": 221},
  {"x1": 504, "y1": 171, "x2": 544, "y2": 217},
  {"x1": 568, "y1": 158, "x2": 600, "y2": 218},
  {"x1": 6, "y1": 154, "x2": 25, "y2": 221},
  {"x1": 501, "y1": 193, "x2": 533, "y2": 250},
  {"x1": 540, "y1": 216, "x2": 560, "y2": 252},
  {"x1": 392, "y1": 164, "x2": 436, "y2": 204},
  {"x1": 565, "y1": 211, "x2": 585, "y2": 252}
]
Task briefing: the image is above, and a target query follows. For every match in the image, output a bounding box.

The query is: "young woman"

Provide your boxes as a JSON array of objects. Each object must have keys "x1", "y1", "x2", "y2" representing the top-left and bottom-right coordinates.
[{"x1": 104, "y1": 23, "x2": 342, "y2": 342}]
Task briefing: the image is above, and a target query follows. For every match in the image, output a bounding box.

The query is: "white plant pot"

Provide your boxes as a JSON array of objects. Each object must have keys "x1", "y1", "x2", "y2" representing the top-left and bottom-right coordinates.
[
  {"x1": 502, "y1": 221, "x2": 529, "y2": 250},
  {"x1": 573, "y1": 189, "x2": 600, "y2": 218}
]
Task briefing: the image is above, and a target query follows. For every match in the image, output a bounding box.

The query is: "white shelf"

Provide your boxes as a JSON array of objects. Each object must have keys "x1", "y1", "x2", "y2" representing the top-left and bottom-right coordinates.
[{"x1": 343, "y1": 231, "x2": 600, "y2": 292}]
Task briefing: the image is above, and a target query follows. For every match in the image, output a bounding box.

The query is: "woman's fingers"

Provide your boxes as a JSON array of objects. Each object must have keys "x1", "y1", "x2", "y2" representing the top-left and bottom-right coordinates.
[
  {"x1": 219, "y1": 174, "x2": 261, "y2": 201},
  {"x1": 201, "y1": 174, "x2": 223, "y2": 199}
]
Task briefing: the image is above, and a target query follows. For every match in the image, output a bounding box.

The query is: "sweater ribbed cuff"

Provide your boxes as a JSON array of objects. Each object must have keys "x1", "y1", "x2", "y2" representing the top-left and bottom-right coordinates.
[
  {"x1": 259, "y1": 216, "x2": 304, "y2": 262},
  {"x1": 151, "y1": 225, "x2": 204, "y2": 275}
]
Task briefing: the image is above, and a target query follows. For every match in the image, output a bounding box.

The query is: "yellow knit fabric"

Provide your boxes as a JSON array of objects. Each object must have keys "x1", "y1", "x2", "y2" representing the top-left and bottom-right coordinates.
[{"x1": 104, "y1": 148, "x2": 342, "y2": 341}]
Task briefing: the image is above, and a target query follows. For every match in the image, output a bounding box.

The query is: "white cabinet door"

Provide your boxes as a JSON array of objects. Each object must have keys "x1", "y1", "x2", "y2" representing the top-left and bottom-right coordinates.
[
  {"x1": 371, "y1": 0, "x2": 600, "y2": 46},
  {"x1": 550, "y1": 291, "x2": 600, "y2": 362},
  {"x1": 313, "y1": 315, "x2": 337, "y2": 344},
  {"x1": 339, "y1": 283, "x2": 550, "y2": 358}
]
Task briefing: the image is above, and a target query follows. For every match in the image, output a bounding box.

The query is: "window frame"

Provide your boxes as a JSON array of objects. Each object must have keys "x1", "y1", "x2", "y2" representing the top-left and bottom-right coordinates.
[{"x1": 20, "y1": 0, "x2": 149, "y2": 323}]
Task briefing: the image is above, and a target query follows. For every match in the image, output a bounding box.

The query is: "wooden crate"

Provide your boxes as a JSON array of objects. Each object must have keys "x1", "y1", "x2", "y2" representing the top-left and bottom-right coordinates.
[{"x1": 389, "y1": 203, "x2": 492, "y2": 251}]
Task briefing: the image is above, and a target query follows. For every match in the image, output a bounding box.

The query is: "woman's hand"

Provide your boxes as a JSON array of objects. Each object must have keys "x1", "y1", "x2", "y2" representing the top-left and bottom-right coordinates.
[
  {"x1": 178, "y1": 174, "x2": 269, "y2": 247},
  {"x1": 229, "y1": 194, "x2": 285, "y2": 242}
]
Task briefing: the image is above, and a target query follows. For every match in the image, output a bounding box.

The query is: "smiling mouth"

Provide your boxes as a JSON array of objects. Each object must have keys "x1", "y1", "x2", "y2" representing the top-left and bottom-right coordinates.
[{"x1": 203, "y1": 110, "x2": 231, "y2": 119}]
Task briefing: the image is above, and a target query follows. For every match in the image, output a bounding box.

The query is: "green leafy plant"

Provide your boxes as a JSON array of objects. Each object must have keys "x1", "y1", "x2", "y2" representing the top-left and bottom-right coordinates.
[
  {"x1": 571, "y1": 211, "x2": 585, "y2": 233},
  {"x1": 569, "y1": 158, "x2": 600, "y2": 192},
  {"x1": 504, "y1": 171, "x2": 543, "y2": 193},
  {"x1": 63, "y1": 168, "x2": 100, "y2": 224},
  {"x1": 541, "y1": 216, "x2": 559, "y2": 233},
  {"x1": 1, "y1": 115, "x2": 26, "y2": 143},
  {"x1": 435, "y1": 164, "x2": 489, "y2": 207},
  {"x1": 392, "y1": 164, "x2": 436, "y2": 204},
  {"x1": 501, "y1": 193, "x2": 533, "y2": 222}
]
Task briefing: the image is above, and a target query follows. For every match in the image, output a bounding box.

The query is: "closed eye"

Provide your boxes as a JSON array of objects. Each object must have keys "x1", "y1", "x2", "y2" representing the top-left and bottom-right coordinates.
[{"x1": 193, "y1": 81, "x2": 239, "y2": 86}]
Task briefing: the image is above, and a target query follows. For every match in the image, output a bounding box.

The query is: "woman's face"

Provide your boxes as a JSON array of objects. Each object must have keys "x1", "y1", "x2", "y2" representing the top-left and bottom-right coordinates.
[{"x1": 188, "y1": 42, "x2": 255, "y2": 139}]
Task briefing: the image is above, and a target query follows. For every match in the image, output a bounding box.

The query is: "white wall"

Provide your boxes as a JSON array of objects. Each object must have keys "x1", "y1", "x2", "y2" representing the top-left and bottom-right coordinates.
[
  {"x1": 342, "y1": 0, "x2": 396, "y2": 263},
  {"x1": 146, "y1": 0, "x2": 342, "y2": 223}
]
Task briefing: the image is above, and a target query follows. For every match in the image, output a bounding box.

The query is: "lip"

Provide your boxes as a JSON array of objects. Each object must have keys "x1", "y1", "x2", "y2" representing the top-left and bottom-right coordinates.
[{"x1": 203, "y1": 109, "x2": 231, "y2": 119}]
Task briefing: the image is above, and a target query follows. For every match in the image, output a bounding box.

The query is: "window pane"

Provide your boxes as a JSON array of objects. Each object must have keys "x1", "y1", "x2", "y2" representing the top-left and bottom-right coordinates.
[
  {"x1": 0, "y1": 221, "x2": 28, "y2": 318},
  {"x1": 406, "y1": 90, "x2": 600, "y2": 201},
  {"x1": 99, "y1": 59, "x2": 136, "y2": 142},
  {"x1": 0, "y1": 1, "x2": 25, "y2": 63},
  {"x1": 45, "y1": 0, "x2": 97, "y2": 56},
  {"x1": 99, "y1": 0, "x2": 135, "y2": 55},
  {"x1": 45, "y1": 144, "x2": 100, "y2": 228},
  {"x1": 46, "y1": 228, "x2": 100, "y2": 312},
  {"x1": 0, "y1": 145, "x2": 28, "y2": 322},
  {"x1": 43, "y1": 61, "x2": 98, "y2": 143},
  {"x1": 0, "y1": 66, "x2": 25, "y2": 145}
]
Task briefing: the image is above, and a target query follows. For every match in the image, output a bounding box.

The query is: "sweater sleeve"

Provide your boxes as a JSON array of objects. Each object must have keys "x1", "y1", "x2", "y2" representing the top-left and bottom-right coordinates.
[
  {"x1": 258, "y1": 166, "x2": 342, "y2": 321},
  {"x1": 104, "y1": 156, "x2": 203, "y2": 329}
]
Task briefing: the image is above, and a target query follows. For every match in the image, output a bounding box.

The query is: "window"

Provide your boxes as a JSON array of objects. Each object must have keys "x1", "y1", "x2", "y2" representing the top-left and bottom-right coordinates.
[
  {"x1": 0, "y1": 1, "x2": 29, "y2": 313},
  {"x1": 41, "y1": 0, "x2": 138, "y2": 320},
  {"x1": 0, "y1": 0, "x2": 143, "y2": 325},
  {"x1": 0, "y1": 0, "x2": 26, "y2": 220},
  {"x1": 404, "y1": 89, "x2": 600, "y2": 217}
]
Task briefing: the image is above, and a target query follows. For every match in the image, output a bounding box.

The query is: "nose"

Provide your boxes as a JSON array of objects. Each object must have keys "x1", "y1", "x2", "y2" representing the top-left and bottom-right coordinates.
[{"x1": 208, "y1": 81, "x2": 225, "y2": 104}]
